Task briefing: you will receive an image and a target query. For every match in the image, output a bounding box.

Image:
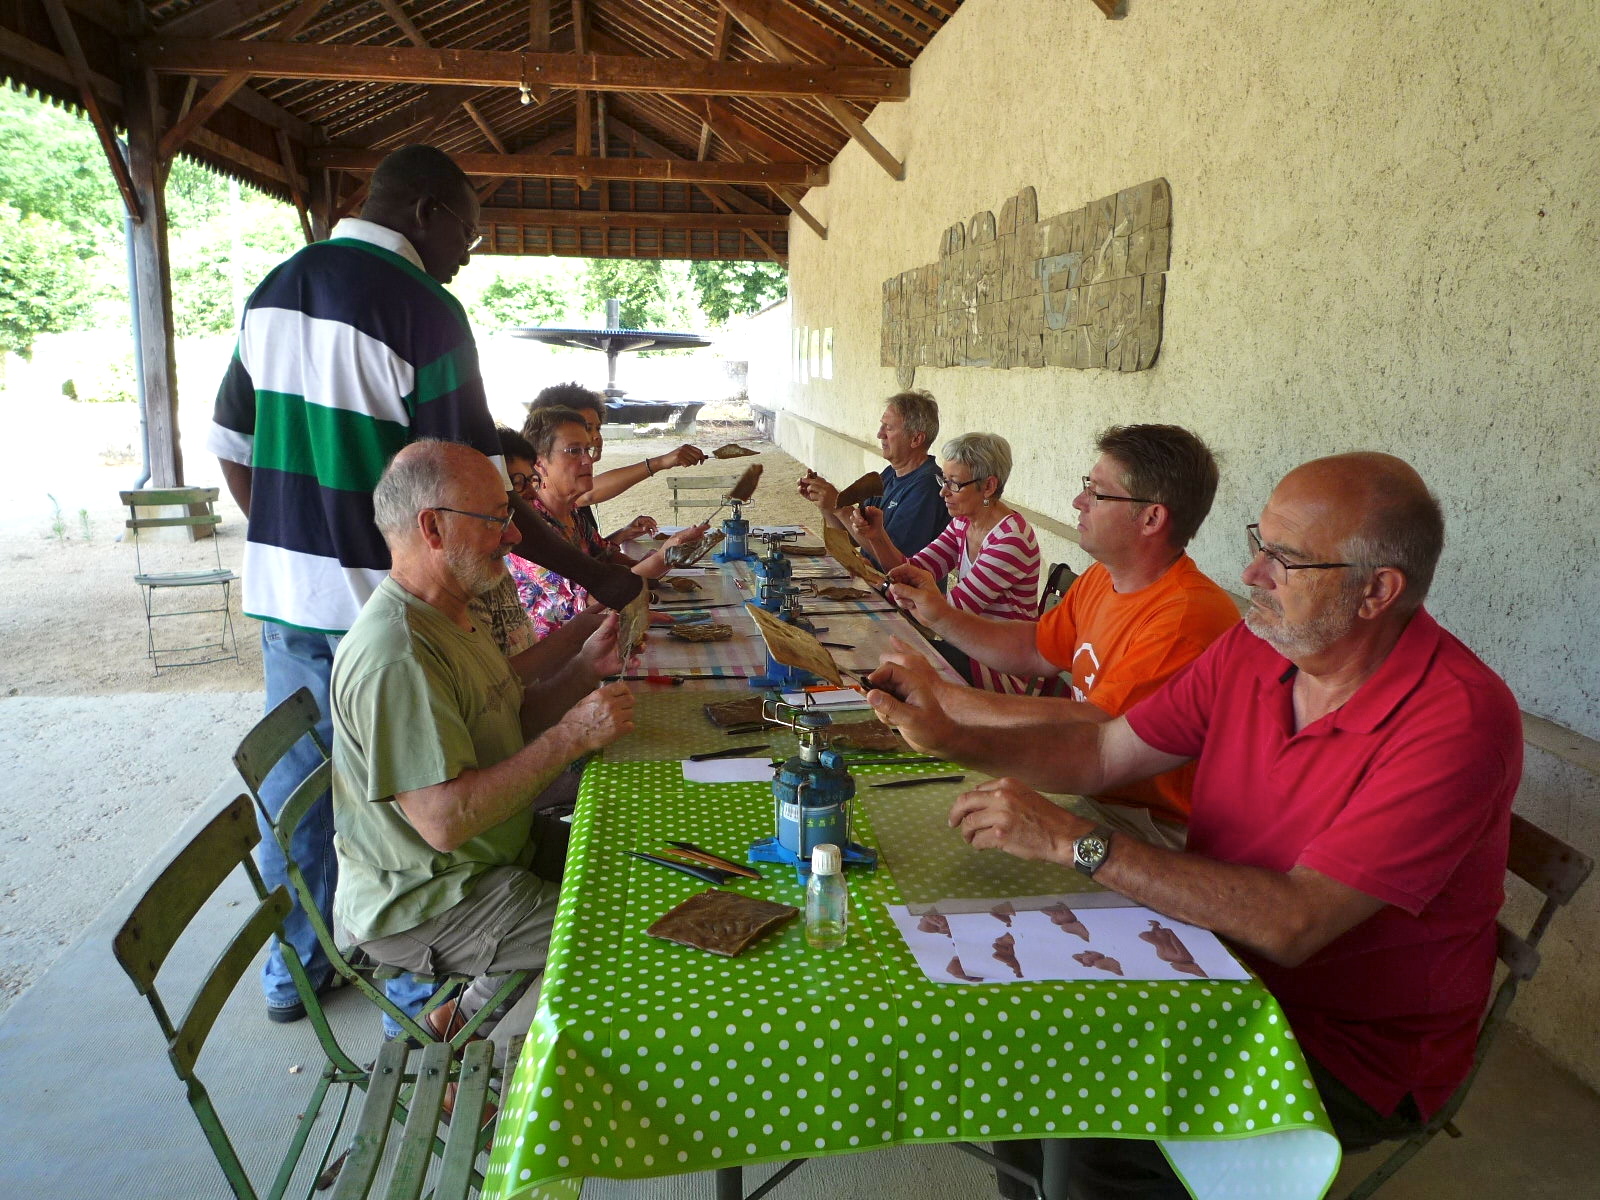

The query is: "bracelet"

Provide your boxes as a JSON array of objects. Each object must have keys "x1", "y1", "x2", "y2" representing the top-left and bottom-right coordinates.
[{"x1": 645, "y1": 456, "x2": 657, "y2": 476}]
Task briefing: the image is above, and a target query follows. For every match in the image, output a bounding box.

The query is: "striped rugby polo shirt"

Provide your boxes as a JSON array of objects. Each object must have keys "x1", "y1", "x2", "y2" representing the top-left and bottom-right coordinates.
[{"x1": 207, "y1": 219, "x2": 504, "y2": 634}]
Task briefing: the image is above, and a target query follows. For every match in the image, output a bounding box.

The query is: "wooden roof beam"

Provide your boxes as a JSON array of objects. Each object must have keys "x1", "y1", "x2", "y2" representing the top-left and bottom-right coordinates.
[
  {"x1": 157, "y1": 0, "x2": 333, "y2": 161},
  {"x1": 372, "y1": 0, "x2": 507, "y2": 154},
  {"x1": 40, "y1": 0, "x2": 142, "y2": 222},
  {"x1": 779, "y1": 0, "x2": 919, "y2": 59},
  {"x1": 604, "y1": 112, "x2": 777, "y2": 218},
  {"x1": 719, "y1": 0, "x2": 904, "y2": 181},
  {"x1": 480, "y1": 207, "x2": 787, "y2": 232},
  {"x1": 310, "y1": 148, "x2": 826, "y2": 187},
  {"x1": 132, "y1": 40, "x2": 911, "y2": 101}
]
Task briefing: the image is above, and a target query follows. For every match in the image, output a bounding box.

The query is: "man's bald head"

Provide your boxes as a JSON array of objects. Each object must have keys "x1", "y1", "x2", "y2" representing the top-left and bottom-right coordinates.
[
  {"x1": 373, "y1": 439, "x2": 499, "y2": 544},
  {"x1": 1280, "y1": 452, "x2": 1445, "y2": 611}
]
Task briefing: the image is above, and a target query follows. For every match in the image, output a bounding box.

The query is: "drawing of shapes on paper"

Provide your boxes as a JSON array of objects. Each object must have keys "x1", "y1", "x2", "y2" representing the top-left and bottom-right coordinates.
[
  {"x1": 886, "y1": 904, "x2": 992, "y2": 984},
  {"x1": 1076, "y1": 907, "x2": 1250, "y2": 982},
  {"x1": 1040, "y1": 901, "x2": 1090, "y2": 941}
]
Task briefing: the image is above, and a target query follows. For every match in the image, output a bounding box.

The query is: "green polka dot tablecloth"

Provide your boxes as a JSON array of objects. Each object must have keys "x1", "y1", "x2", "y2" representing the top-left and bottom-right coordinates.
[{"x1": 484, "y1": 754, "x2": 1340, "y2": 1200}]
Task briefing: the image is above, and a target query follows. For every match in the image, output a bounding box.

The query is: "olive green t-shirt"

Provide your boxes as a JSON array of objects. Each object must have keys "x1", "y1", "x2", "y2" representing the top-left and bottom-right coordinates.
[{"x1": 331, "y1": 577, "x2": 533, "y2": 942}]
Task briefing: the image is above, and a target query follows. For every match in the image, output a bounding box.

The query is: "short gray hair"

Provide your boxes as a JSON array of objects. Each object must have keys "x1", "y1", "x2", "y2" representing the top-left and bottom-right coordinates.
[
  {"x1": 886, "y1": 389, "x2": 939, "y2": 449},
  {"x1": 941, "y1": 432, "x2": 1013, "y2": 497},
  {"x1": 1341, "y1": 483, "x2": 1446, "y2": 612},
  {"x1": 373, "y1": 439, "x2": 456, "y2": 540}
]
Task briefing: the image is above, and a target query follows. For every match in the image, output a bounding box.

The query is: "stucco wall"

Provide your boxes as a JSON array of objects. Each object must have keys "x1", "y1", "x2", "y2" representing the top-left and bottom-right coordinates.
[{"x1": 778, "y1": 0, "x2": 1600, "y2": 1088}]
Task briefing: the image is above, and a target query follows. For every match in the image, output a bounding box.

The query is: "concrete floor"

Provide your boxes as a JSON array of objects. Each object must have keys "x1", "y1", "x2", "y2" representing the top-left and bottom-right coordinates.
[{"x1": 0, "y1": 779, "x2": 1596, "y2": 1199}]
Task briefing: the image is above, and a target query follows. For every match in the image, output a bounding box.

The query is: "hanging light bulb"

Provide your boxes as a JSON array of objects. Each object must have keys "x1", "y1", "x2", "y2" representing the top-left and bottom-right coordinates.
[
  {"x1": 519, "y1": 85, "x2": 532, "y2": 106},
  {"x1": 519, "y1": 53, "x2": 533, "y2": 105}
]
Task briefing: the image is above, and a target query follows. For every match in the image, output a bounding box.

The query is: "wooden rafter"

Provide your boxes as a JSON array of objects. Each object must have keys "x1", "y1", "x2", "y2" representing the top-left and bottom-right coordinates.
[
  {"x1": 720, "y1": 0, "x2": 904, "y2": 180},
  {"x1": 373, "y1": 0, "x2": 507, "y2": 155},
  {"x1": 310, "y1": 147, "x2": 827, "y2": 187},
  {"x1": 133, "y1": 40, "x2": 911, "y2": 101},
  {"x1": 157, "y1": 0, "x2": 332, "y2": 161},
  {"x1": 39, "y1": 0, "x2": 143, "y2": 222},
  {"x1": 276, "y1": 129, "x2": 314, "y2": 242},
  {"x1": 526, "y1": 0, "x2": 553, "y2": 102},
  {"x1": 480, "y1": 206, "x2": 786, "y2": 231}
]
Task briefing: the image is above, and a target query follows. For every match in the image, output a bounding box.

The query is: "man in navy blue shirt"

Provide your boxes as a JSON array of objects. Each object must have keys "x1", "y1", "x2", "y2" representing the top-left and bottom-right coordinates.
[{"x1": 798, "y1": 390, "x2": 950, "y2": 562}]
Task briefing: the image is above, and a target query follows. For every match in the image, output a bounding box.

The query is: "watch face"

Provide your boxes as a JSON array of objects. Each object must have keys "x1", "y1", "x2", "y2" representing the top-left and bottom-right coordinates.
[{"x1": 1080, "y1": 836, "x2": 1107, "y2": 863}]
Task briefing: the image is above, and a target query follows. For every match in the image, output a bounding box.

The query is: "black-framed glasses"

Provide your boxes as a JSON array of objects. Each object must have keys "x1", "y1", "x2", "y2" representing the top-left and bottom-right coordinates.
[
  {"x1": 508, "y1": 471, "x2": 534, "y2": 492},
  {"x1": 435, "y1": 197, "x2": 484, "y2": 252},
  {"x1": 1080, "y1": 475, "x2": 1154, "y2": 505},
  {"x1": 433, "y1": 505, "x2": 514, "y2": 532},
  {"x1": 1246, "y1": 524, "x2": 1355, "y2": 579},
  {"x1": 935, "y1": 474, "x2": 982, "y2": 493}
]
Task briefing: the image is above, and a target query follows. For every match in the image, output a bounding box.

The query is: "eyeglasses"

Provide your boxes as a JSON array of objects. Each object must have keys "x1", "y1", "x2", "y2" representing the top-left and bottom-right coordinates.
[
  {"x1": 935, "y1": 474, "x2": 981, "y2": 493},
  {"x1": 508, "y1": 471, "x2": 534, "y2": 492},
  {"x1": 434, "y1": 197, "x2": 484, "y2": 252},
  {"x1": 1080, "y1": 476, "x2": 1154, "y2": 505},
  {"x1": 433, "y1": 506, "x2": 514, "y2": 532},
  {"x1": 549, "y1": 444, "x2": 601, "y2": 461},
  {"x1": 1246, "y1": 524, "x2": 1355, "y2": 580}
]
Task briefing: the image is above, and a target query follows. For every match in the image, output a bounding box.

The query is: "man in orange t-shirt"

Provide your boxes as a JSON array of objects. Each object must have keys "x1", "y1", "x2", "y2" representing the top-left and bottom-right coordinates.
[{"x1": 886, "y1": 424, "x2": 1238, "y2": 826}]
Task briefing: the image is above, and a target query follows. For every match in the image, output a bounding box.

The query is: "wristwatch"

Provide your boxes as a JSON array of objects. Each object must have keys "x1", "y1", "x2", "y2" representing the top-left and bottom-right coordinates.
[{"x1": 1072, "y1": 825, "x2": 1115, "y2": 877}]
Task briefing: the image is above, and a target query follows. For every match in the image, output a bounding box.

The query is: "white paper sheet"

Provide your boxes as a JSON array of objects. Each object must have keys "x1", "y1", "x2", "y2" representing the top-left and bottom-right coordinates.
[
  {"x1": 891, "y1": 897, "x2": 1249, "y2": 984},
  {"x1": 681, "y1": 757, "x2": 778, "y2": 784}
]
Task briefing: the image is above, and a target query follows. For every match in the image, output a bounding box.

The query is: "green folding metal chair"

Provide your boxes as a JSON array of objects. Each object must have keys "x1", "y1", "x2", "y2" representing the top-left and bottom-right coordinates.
[
  {"x1": 112, "y1": 795, "x2": 500, "y2": 1199},
  {"x1": 232, "y1": 686, "x2": 528, "y2": 1051},
  {"x1": 1341, "y1": 811, "x2": 1593, "y2": 1198},
  {"x1": 119, "y1": 486, "x2": 239, "y2": 672}
]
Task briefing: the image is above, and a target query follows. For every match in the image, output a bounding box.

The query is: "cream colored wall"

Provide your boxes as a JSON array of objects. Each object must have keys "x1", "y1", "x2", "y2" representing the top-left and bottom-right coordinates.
[{"x1": 778, "y1": 0, "x2": 1600, "y2": 1089}]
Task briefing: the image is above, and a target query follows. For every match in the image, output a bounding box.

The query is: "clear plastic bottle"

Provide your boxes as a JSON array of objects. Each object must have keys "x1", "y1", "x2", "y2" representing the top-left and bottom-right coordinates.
[{"x1": 805, "y1": 843, "x2": 848, "y2": 949}]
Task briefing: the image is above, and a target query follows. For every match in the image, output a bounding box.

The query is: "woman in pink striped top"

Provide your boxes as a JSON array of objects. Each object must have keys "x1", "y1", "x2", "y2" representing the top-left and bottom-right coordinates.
[{"x1": 844, "y1": 432, "x2": 1040, "y2": 693}]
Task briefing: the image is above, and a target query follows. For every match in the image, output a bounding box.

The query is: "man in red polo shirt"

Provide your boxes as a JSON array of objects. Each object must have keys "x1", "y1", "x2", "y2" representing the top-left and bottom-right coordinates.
[{"x1": 867, "y1": 452, "x2": 1522, "y2": 1199}]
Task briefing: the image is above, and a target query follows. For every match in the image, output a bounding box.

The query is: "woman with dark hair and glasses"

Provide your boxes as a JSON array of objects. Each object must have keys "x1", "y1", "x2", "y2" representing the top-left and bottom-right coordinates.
[
  {"x1": 846, "y1": 432, "x2": 1039, "y2": 692},
  {"x1": 504, "y1": 408, "x2": 706, "y2": 639}
]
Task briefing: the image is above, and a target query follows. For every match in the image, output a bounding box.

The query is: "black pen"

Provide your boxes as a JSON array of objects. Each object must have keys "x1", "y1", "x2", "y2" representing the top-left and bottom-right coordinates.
[
  {"x1": 723, "y1": 721, "x2": 767, "y2": 735},
  {"x1": 688, "y1": 744, "x2": 770, "y2": 762},
  {"x1": 625, "y1": 850, "x2": 731, "y2": 885},
  {"x1": 817, "y1": 641, "x2": 856, "y2": 651},
  {"x1": 868, "y1": 774, "x2": 966, "y2": 789}
]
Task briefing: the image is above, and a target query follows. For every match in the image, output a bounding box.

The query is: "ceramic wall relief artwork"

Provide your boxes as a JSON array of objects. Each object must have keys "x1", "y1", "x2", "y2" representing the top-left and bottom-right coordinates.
[{"x1": 882, "y1": 180, "x2": 1170, "y2": 380}]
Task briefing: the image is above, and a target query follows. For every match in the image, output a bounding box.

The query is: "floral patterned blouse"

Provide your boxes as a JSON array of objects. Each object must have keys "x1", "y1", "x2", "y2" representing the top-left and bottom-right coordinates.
[{"x1": 506, "y1": 495, "x2": 610, "y2": 641}]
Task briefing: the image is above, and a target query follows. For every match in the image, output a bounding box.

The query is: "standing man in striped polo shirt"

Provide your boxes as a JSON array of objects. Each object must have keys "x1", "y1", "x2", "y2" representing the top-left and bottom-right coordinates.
[{"x1": 208, "y1": 145, "x2": 640, "y2": 1025}]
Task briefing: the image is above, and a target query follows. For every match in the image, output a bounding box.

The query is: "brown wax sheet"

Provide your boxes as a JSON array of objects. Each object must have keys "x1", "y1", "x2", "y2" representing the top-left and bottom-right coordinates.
[
  {"x1": 779, "y1": 544, "x2": 826, "y2": 557},
  {"x1": 828, "y1": 722, "x2": 908, "y2": 753},
  {"x1": 1073, "y1": 950, "x2": 1124, "y2": 976},
  {"x1": 835, "y1": 471, "x2": 885, "y2": 508},
  {"x1": 646, "y1": 888, "x2": 798, "y2": 957},
  {"x1": 746, "y1": 604, "x2": 843, "y2": 686},
  {"x1": 713, "y1": 444, "x2": 759, "y2": 459},
  {"x1": 618, "y1": 585, "x2": 650, "y2": 655},
  {"x1": 726, "y1": 463, "x2": 763, "y2": 502},
  {"x1": 704, "y1": 695, "x2": 766, "y2": 727},
  {"x1": 668, "y1": 623, "x2": 733, "y2": 643},
  {"x1": 822, "y1": 527, "x2": 888, "y2": 588},
  {"x1": 664, "y1": 529, "x2": 726, "y2": 568},
  {"x1": 1139, "y1": 919, "x2": 1206, "y2": 977},
  {"x1": 814, "y1": 585, "x2": 872, "y2": 601},
  {"x1": 659, "y1": 577, "x2": 703, "y2": 593}
]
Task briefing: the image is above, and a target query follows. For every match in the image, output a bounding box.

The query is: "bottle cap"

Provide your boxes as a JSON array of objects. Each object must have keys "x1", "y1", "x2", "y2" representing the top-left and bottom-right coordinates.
[{"x1": 810, "y1": 843, "x2": 842, "y2": 875}]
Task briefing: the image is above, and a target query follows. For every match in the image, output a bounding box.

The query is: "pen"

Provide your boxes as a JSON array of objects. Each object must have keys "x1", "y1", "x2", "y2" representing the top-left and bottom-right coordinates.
[
  {"x1": 868, "y1": 774, "x2": 966, "y2": 789},
  {"x1": 625, "y1": 850, "x2": 731, "y2": 886},
  {"x1": 817, "y1": 641, "x2": 856, "y2": 651},
  {"x1": 723, "y1": 722, "x2": 767, "y2": 735},
  {"x1": 688, "y1": 744, "x2": 770, "y2": 762},
  {"x1": 848, "y1": 755, "x2": 945, "y2": 766}
]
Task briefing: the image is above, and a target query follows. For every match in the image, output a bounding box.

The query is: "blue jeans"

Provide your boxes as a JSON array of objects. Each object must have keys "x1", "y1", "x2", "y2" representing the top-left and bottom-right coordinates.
[{"x1": 257, "y1": 623, "x2": 434, "y2": 1031}]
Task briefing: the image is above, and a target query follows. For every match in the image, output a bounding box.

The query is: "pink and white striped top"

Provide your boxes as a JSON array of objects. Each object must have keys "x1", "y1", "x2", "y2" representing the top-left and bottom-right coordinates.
[{"x1": 909, "y1": 512, "x2": 1041, "y2": 694}]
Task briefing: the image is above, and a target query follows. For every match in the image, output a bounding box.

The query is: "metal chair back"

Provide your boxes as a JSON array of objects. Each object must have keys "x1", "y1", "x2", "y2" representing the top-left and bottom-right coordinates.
[
  {"x1": 1341, "y1": 811, "x2": 1594, "y2": 1198},
  {"x1": 119, "y1": 486, "x2": 239, "y2": 671}
]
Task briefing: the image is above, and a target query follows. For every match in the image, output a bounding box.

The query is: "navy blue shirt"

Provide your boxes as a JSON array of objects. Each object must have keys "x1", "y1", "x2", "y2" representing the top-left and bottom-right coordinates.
[{"x1": 863, "y1": 456, "x2": 950, "y2": 560}]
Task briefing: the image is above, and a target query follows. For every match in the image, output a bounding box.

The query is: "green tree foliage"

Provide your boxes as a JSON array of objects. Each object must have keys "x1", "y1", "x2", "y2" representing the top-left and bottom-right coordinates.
[
  {"x1": 475, "y1": 272, "x2": 569, "y2": 329},
  {"x1": 583, "y1": 258, "x2": 700, "y2": 330},
  {"x1": 0, "y1": 204, "x2": 91, "y2": 356},
  {"x1": 688, "y1": 260, "x2": 788, "y2": 326}
]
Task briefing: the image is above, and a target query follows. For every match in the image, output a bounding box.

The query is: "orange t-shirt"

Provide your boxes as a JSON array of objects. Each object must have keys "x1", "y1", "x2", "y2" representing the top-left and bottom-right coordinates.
[{"x1": 1035, "y1": 556, "x2": 1240, "y2": 822}]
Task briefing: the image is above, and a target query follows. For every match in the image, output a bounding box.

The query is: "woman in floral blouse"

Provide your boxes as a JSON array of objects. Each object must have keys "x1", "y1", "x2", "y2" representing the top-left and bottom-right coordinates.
[{"x1": 505, "y1": 409, "x2": 705, "y2": 640}]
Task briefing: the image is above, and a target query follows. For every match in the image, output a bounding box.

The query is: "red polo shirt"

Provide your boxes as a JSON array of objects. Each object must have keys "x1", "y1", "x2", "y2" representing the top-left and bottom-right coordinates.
[{"x1": 1124, "y1": 610, "x2": 1522, "y2": 1119}]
